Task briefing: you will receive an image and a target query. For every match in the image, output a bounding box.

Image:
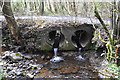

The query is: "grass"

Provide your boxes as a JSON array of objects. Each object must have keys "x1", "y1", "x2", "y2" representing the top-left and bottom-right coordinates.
[
  {"x1": 0, "y1": 69, "x2": 6, "y2": 80},
  {"x1": 105, "y1": 61, "x2": 120, "y2": 79}
]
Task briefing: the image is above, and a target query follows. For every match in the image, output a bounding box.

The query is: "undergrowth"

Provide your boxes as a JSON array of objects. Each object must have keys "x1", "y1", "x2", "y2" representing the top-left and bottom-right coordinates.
[{"x1": 0, "y1": 70, "x2": 5, "y2": 80}]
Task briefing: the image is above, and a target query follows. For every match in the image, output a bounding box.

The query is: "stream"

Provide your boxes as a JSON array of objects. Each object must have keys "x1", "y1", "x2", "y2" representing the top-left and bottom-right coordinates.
[
  {"x1": 34, "y1": 50, "x2": 102, "y2": 79},
  {"x1": 0, "y1": 16, "x2": 109, "y2": 79},
  {"x1": 0, "y1": 50, "x2": 104, "y2": 79}
]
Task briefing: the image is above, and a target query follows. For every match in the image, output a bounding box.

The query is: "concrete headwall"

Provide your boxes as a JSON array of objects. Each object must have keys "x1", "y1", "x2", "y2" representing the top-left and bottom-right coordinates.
[
  {"x1": 2, "y1": 20, "x2": 96, "y2": 51},
  {"x1": 35, "y1": 22, "x2": 95, "y2": 50}
]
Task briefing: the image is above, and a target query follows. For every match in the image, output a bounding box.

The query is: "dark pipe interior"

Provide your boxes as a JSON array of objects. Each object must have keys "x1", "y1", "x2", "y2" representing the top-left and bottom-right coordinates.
[
  {"x1": 71, "y1": 30, "x2": 89, "y2": 48},
  {"x1": 48, "y1": 30, "x2": 65, "y2": 48}
]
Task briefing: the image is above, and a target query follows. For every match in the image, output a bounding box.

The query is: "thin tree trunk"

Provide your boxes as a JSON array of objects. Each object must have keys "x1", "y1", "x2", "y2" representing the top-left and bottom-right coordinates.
[
  {"x1": 83, "y1": 2, "x2": 88, "y2": 17},
  {"x1": 117, "y1": 1, "x2": 120, "y2": 39},
  {"x1": 112, "y1": 1, "x2": 117, "y2": 39},
  {"x1": 48, "y1": 0, "x2": 52, "y2": 12},
  {"x1": 34, "y1": 2, "x2": 37, "y2": 10},
  {"x1": 41, "y1": 1, "x2": 44, "y2": 15},
  {"x1": 73, "y1": 1, "x2": 77, "y2": 17},
  {"x1": 116, "y1": 1, "x2": 120, "y2": 66},
  {"x1": 24, "y1": 0, "x2": 27, "y2": 8},
  {"x1": 54, "y1": 2, "x2": 58, "y2": 14},
  {"x1": 0, "y1": 1, "x2": 19, "y2": 41}
]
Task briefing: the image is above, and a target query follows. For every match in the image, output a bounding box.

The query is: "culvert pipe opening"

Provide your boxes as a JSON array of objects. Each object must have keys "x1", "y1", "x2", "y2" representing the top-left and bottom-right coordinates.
[
  {"x1": 71, "y1": 30, "x2": 89, "y2": 48},
  {"x1": 47, "y1": 30, "x2": 65, "y2": 48}
]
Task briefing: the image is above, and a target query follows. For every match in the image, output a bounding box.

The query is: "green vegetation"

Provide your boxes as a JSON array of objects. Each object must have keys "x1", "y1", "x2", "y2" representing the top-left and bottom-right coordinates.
[
  {"x1": 104, "y1": 61, "x2": 120, "y2": 79},
  {"x1": 0, "y1": 62, "x2": 6, "y2": 80},
  {"x1": 94, "y1": 1, "x2": 120, "y2": 79},
  {"x1": 16, "y1": 52, "x2": 22, "y2": 57},
  {"x1": 39, "y1": 44, "x2": 52, "y2": 50},
  {"x1": 0, "y1": 71, "x2": 5, "y2": 80}
]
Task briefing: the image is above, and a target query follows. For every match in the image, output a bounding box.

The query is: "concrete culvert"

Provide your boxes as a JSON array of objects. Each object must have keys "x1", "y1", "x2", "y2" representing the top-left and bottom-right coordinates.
[
  {"x1": 47, "y1": 30, "x2": 65, "y2": 48},
  {"x1": 71, "y1": 30, "x2": 89, "y2": 48}
]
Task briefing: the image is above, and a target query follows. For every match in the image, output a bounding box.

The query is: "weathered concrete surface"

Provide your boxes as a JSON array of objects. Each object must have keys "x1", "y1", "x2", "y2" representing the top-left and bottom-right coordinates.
[{"x1": 35, "y1": 22, "x2": 95, "y2": 50}]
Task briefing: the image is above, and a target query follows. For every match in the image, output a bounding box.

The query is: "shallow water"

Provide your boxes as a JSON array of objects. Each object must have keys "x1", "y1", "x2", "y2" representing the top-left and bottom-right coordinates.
[
  {"x1": 0, "y1": 50, "x2": 102, "y2": 79},
  {"x1": 34, "y1": 50, "x2": 101, "y2": 79}
]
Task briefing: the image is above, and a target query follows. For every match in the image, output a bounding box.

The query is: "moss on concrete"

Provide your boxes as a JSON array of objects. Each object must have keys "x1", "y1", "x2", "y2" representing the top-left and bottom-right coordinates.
[
  {"x1": 61, "y1": 42, "x2": 75, "y2": 50},
  {"x1": 40, "y1": 44, "x2": 52, "y2": 50}
]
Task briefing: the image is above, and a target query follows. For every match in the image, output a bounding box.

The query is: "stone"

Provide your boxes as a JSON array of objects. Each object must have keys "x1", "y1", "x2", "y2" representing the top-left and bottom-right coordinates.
[
  {"x1": 26, "y1": 73, "x2": 34, "y2": 78},
  {"x1": 31, "y1": 64, "x2": 37, "y2": 67},
  {"x1": 37, "y1": 64, "x2": 43, "y2": 70},
  {"x1": 59, "y1": 67, "x2": 73, "y2": 74},
  {"x1": 18, "y1": 62, "x2": 23, "y2": 65},
  {"x1": 2, "y1": 51, "x2": 23, "y2": 62},
  {"x1": 22, "y1": 65, "x2": 27, "y2": 69},
  {"x1": 59, "y1": 66, "x2": 79, "y2": 74},
  {"x1": 35, "y1": 70, "x2": 40, "y2": 74},
  {"x1": 44, "y1": 61, "x2": 49, "y2": 65},
  {"x1": 2, "y1": 51, "x2": 10, "y2": 59},
  {"x1": 68, "y1": 54, "x2": 72, "y2": 56},
  {"x1": 25, "y1": 60, "x2": 30, "y2": 65},
  {"x1": 7, "y1": 66, "x2": 13, "y2": 71},
  {"x1": 0, "y1": 62, "x2": 4, "y2": 66},
  {"x1": 0, "y1": 58, "x2": 2, "y2": 61},
  {"x1": 0, "y1": 66, "x2": 3, "y2": 70},
  {"x1": 8, "y1": 75, "x2": 12, "y2": 78},
  {"x1": 30, "y1": 60, "x2": 34, "y2": 63},
  {"x1": 28, "y1": 64, "x2": 40, "y2": 70},
  {"x1": 32, "y1": 54, "x2": 39, "y2": 57},
  {"x1": 17, "y1": 52, "x2": 24, "y2": 57},
  {"x1": 76, "y1": 55, "x2": 85, "y2": 60},
  {"x1": 11, "y1": 63, "x2": 16, "y2": 67},
  {"x1": 8, "y1": 61, "x2": 14, "y2": 64},
  {"x1": 24, "y1": 55, "x2": 32, "y2": 59},
  {"x1": 8, "y1": 71, "x2": 14, "y2": 76},
  {"x1": 15, "y1": 71, "x2": 22, "y2": 76},
  {"x1": 40, "y1": 67, "x2": 48, "y2": 73},
  {"x1": 12, "y1": 76, "x2": 16, "y2": 79},
  {"x1": 27, "y1": 66, "x2": 32, "y2": 70},
  {"x1": 41, "y1": 55, "x2": 45, "y2": 59},
  {"x1": 46, "y1": 56, "x2": 50, "y2": 59},
  {"x1": 71, "y1": 66, "x2": 79, "y2": 73},
  {"x1": 9, "y1": 53, "x2": 23, "y2": 62},
  {"x1": 51, "y1": 67, "x2": 58, "y2": 70},
  {"x1": 3, "y1": 51, "x2": 11, "y2": 55},
  {"x1": 33, "y1": 72, "x2": 36, "y2": 76}
]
